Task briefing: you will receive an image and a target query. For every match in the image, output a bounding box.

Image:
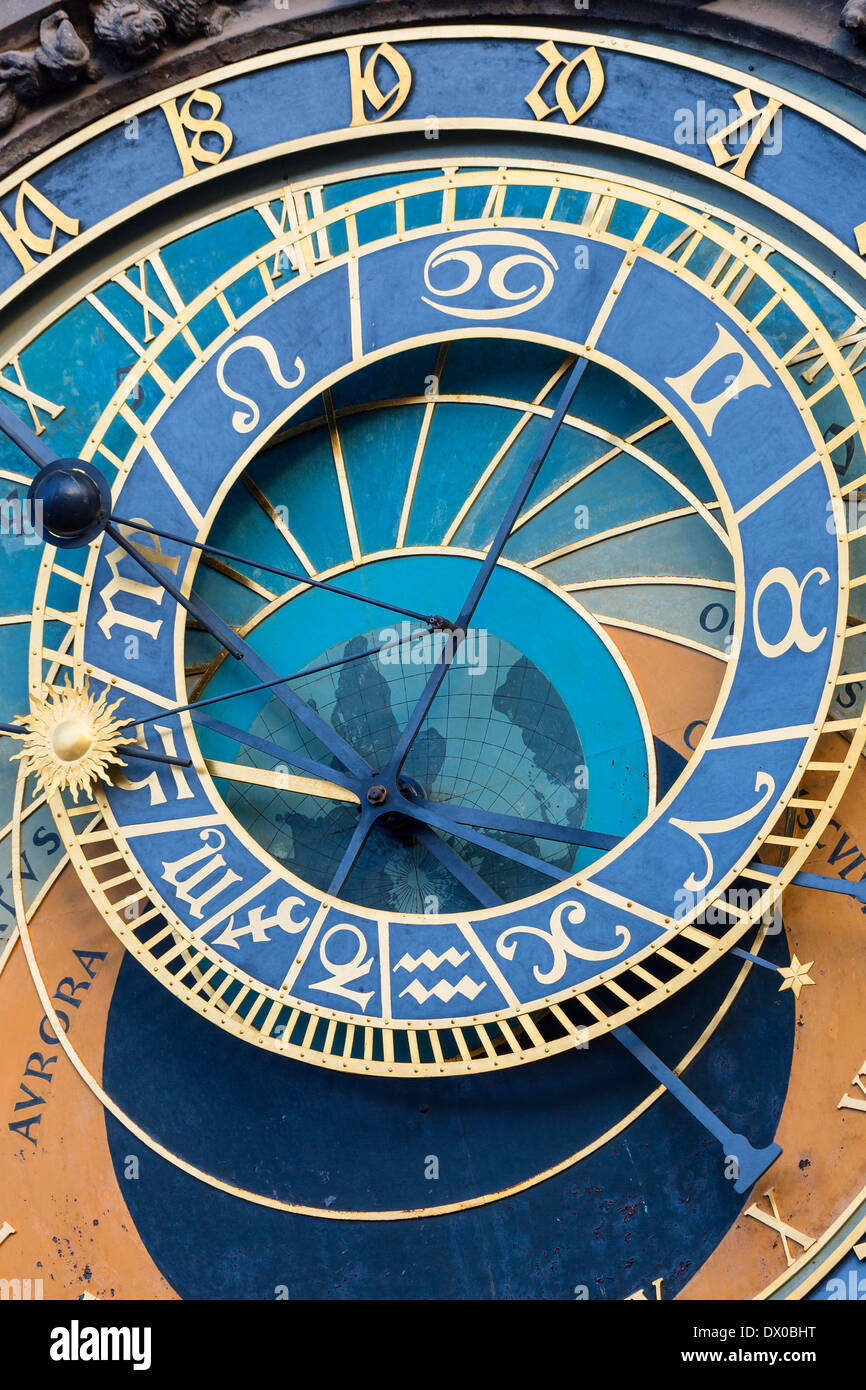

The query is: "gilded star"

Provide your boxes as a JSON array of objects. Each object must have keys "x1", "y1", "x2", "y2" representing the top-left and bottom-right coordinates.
[{"x1": 777, "y1": 954, "x2": 815, "y2": 1000}]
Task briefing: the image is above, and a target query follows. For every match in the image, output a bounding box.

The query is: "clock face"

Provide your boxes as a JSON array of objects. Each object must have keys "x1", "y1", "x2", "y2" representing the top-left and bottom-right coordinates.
[{"x1": 3, "y1": 17, "x2": 866, "y2": 1304}]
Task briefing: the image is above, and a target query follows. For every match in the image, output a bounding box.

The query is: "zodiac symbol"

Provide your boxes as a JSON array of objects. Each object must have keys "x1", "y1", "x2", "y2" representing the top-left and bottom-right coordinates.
[
  {"x1": 421, "y1": 232, "x2": 558, "y2": 321},
  {"x1": 215, "y1": 334, "x2": 305, "y2": 434},
  {"x1": 670, "y1": 771, "x2": 775, "y2": 895},
  {"x1": 212, "y1": 896, "x2": 311, "y2": 949},
  {"x1": 393, "y1": 948, "x2": 485, "y2": 1005},
  {"x1": 752, "y1": 566, "x2": 830, "y2": 658},
  {"x1": 308, "y1": 924, "x2": 375, "y2": 1010},
  {"x1": 497, "y1": 900, "x2": 631, "y2": 986}
]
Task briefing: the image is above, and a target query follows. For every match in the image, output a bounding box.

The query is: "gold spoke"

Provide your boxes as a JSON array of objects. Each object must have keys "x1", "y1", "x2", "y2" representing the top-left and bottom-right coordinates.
[
  {"x1": 241, "y1": 472, "x2": 316, "y2": 576},
  {"x1": 397, "y1": 341, "x2": 449, "y2": 547},
  {"x1": 527, "y1": 503, "x2": 725, "y2": 570},
  {"x1": 198, "y1": 552, "x2": 277, "y2": 602},
  {"x1": 203, "y1": 759, "x2": 359, "y2": 804},
  {"x1": 324, "y1": 388, "x2": 361, "y2": 563}
]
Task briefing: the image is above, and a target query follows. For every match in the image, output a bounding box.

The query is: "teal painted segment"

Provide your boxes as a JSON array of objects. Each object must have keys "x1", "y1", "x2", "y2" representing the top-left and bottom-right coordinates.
[
  {"x1": 505, "y1": 454, "x2": 697, "y2": 563},
  {"x1": 441, "y1": 336, "x2": 566, "y2": 403},
  {"x1": 339, "y1": 403, "x2": 428, "y2": 554},
  {"x1": 405, "y1": 401, "x2": 524, "y2": 546},
  {"x1": 538, "y1": 512, "x2": 734, "y2": 586},
  {"x1": 330, "y1": 344, "x2": 440, "y2": 409},
  {"x1": 188, "y1": 557, "x2": 272, "y2": 632},
  {"x1": 196, "y1": 552, "x2": 650, "y2": 838},
  {"x1": 636, "y1": 422, "x2": 717, "y2": 503},
  {"x1": 245, "y1": 426, "x2": 354, "y2": 574},
  {"x1": 0, "y1": 525, "x2": 53, "y2": 615}
]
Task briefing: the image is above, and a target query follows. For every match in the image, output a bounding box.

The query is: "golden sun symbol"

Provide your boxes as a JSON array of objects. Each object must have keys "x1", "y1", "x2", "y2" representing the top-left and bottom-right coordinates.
[{"x1": 9, "y1": 678, "x2": 135, "y2": 802}]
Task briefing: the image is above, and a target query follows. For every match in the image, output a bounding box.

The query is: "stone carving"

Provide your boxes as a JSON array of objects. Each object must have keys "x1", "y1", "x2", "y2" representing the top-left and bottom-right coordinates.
[
  {"x1": 842, "y1": 0, "x2": 866, "y2": 44},
  {"x1": 0, "y1": 10, "x2": 97, "y2": 133},
  {"x1": 92, "y1": 0, "x2": 233, "y2": 67},
  {"x1": 0, "y1": 0, "x2": 241, "y2": 134}
]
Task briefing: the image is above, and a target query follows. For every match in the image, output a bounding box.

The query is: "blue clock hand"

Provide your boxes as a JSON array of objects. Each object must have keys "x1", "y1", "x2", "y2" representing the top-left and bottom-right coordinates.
[
  {"x1": 411, "y1": 823, "x2": 502, "y2": 908},
  {"x1": 409, "y1": 798, "x2": 619, "y2": 851},
  {"x1": 0, "y1": 399, "x2": 56, "y2": 470}
]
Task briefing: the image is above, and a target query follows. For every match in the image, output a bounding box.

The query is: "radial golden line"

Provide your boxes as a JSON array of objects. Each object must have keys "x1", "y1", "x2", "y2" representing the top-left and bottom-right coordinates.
[
  {"x1": 143, "y1": 438, "x2": 206, "y2": 530},
  {"x1": 324, "y1": 388, "x2": 361, "y2": 563},
  {"x1": 581, "y1": 190, "x2": 617, "y2": 235},
  {"x1": 733, "y1": 450, "x2": 822, "y2": 523},
  {"x1": 198, "y1": 552, "x2": 278, "y2": 602},
  {"x1": 511, "y1": 415, "x2": 670, "y2": 532},
  {"x1": 240, "y1": 471, "x2": 316, "y2": 576},
  {"x1": 527, "y1": 503, "x2": 725, "y2": 569},
  {"x1": 509, "y1": 418, "x2": 729, "y2": 548},
  {"x1": 397, "y1": 342, "x2": 449, "y2": 548},
  {"x1": 440, "y1": 353, "x2": 575, "y2": 546}
]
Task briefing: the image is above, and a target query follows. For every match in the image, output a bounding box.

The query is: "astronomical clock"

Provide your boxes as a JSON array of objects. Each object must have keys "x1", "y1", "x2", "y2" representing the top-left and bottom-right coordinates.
[{"x1": 3, "y1": 0, "x2": 866, "y2": 1314}]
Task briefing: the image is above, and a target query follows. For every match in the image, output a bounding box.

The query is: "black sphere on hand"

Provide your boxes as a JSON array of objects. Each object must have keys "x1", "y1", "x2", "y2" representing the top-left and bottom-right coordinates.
[{"x1": 28, "y1": 461, "x2": 111, "y2": 548}]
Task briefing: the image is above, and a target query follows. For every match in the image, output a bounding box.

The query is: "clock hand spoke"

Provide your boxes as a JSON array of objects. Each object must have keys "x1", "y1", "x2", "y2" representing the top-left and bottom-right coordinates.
[
  {"x1": 401, "y1": 798, "x2": 570, "y2": 880},
  {"x1": 440, "y1": 352, "x2": 575, "y2": 546},
  {"x1": 384, "y1": 353, "x2": 591, "y2": 779},
  {"x1": 110, "y1": 514, "x2": 443, "y2": 627},
  {"x1": 410, "y1": 822, "x2": 502, "y2": 909},
  {"x1": 0, "y1": 399, "x2": 57, "y2": 471},
  {"x1": 746, "y1": 860, "x2": 866, "y2": 904},
  {"x1": 612, "y1": 1024, "x2": 781, "y2": 1195},
  {"x1": 117, "y1": 744, "x2": 192, "y2": 770},
  {"x1": 143, "y1": 619, "x2": 437, "y2": 731},
  {"x1": 122, "y1": 624, "x2": 436, "y2": 781},
  {"x1": 413, "y1": 799, "x2": 619, "y2": 852},
  {"x1": 104, "y1": 521, "x2": 371, "y2": 779},
  {"x1": 328, "y1": 811, "x2": 375, "y2": 895},
  {"x1": 191, "y1": 712, "x2": 360, "y2": 794}
]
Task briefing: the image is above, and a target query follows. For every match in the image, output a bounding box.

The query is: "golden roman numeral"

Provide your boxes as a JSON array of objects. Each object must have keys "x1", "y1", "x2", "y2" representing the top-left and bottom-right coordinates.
[
  {"x1": 0, "y1": 356, "x2": 63, "y2": 434},
  {"x1": 838, "y1": 1057, "x2": 866, "y2": 1112},
  {"x1": 744, "y1": 1188, "x2": 815, "y2": 1268},
  {"x1": 480, "y1": 170, "x2": 509, "y2": 221},
  {"x1": 87, "y1": 250, "x2": 202, "y2": 365},
  {"x1": 788, "y1": 317, "x2": 866, "y2": 384},
  {"x1": 659, "y1": 226, "x2": 770, "y2": 307},
  {"x1": 255, "y1": 185, "x2": 333, "y2": 278}
]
